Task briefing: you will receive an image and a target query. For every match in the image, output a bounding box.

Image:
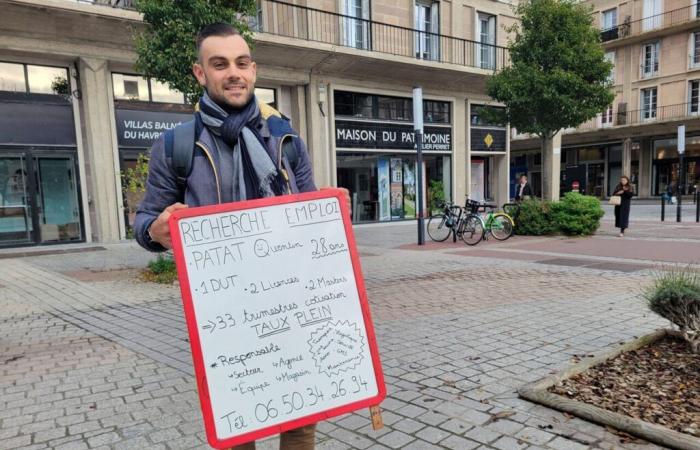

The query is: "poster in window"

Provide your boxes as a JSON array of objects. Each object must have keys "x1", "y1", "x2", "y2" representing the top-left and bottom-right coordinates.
[
  {"x1": 403, "y1": 162, "x2": 416, "y2": 218},
  {"x1": 377, "y1": 158, "x2": 390, "y2": 221},
  {"x1": 471, "y1": 160, "x2": 485, "y2": 203},
  {"x1": 390, "y1": 158, "x2": 404, "y2": 219}
]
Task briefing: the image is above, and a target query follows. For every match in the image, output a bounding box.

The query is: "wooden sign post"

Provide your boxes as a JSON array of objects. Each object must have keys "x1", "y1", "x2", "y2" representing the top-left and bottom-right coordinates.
[{"x1": 169, "y1": 189, "x2": 385, "y2": 449}]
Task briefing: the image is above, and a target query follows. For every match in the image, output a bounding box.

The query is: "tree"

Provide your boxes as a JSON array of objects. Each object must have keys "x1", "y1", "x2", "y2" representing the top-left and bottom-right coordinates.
[
  {"x1": 486, "y1": 0, "x2": 614, "y2": 200},
  {"x1": 133, "y1": 0, "x2": 257, "y2": 104}
]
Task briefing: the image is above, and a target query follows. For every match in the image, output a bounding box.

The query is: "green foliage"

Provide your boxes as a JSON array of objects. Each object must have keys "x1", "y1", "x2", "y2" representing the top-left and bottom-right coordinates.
[
  {"x1": 133, "y1": 0, "x2": 256, "y2": 104},
  {"x1": 428, "y1": 180, "x2": 445, "y2": 213},
  {"x1": 121, "y1": 153, "x2": 149, "y2": 195},
  {"x1": 51, "y1": 75, "x2": 70, "y2": 95},
  {"x1": 514, "y1": 198, "x2": 556, "y2": 236},
  {"x1": 551, "y1": 192, "x2": 604, "y2": 236},
  {"x1": 485, "y1": 0, "x2": 614, "y2": 139},
  {"x1": 644, "y1": 267, "x2": 700, "y2": 353},
  {"x1": 144, "y1": 254, "x2": 178, "y2": 284}
]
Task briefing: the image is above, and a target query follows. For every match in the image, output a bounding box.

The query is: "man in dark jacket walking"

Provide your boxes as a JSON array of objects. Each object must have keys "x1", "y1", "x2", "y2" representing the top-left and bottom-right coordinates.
[{"x1": 134, "y1": 23, "x2": 321, "y2": 449}]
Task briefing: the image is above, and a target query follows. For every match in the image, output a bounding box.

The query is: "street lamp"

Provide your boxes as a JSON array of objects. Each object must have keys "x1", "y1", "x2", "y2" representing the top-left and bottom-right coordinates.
[
  {"x1": 677, "y1": 125, "x2": 685, "y2": 223},
  {"x1": 413, "y1": 87, "x2": 425, "y2": 245}
]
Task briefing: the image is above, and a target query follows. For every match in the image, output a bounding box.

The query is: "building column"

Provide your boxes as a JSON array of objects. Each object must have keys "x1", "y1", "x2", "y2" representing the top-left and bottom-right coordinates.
[
  {"x1": 465, "y1": 100, "x2": 472, "y2": 199},
  {"x1": 78, "y1": 57, "x2": 121, "y2": 243},
  {"x1": 306, "y1": 76, "x2": 333, "y2": 187},
  {"x1": 542, "y1": 131, "x2": 562, "y2": 201},
  {"x1": 622, "y1": 137, "x2": 632, "y2": 180},
  {"x1": 639, "y1": 138, "x2": 653, "y2": 197},
  {"x1": 493, "y1": 126, "x2": 512, "y2": 207},
  {"x1": 453, "y1": 96, "x2": 467, "y2": 204}
]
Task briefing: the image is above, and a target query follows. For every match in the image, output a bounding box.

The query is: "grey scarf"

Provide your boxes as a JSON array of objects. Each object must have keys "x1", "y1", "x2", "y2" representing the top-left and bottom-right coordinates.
[{"x1": 198, "y1": 92, "x2": 278, "y2": 200}]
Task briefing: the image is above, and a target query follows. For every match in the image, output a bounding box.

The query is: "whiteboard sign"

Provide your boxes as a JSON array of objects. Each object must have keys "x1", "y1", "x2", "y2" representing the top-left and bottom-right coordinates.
[{"x1": 169, "y1": 189, "x2": 385, "y2": 449}]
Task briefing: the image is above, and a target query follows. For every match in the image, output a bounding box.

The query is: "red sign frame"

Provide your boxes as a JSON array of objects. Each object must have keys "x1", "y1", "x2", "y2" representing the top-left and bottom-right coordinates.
[{"x1": 168, "y1": 189, "x2": 386, "y2": 449}]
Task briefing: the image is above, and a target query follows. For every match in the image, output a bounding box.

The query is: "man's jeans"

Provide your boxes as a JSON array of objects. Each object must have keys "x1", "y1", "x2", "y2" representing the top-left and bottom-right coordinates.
[{"x1": 233, "y1": 425, "x2": 316, "y2": 450}]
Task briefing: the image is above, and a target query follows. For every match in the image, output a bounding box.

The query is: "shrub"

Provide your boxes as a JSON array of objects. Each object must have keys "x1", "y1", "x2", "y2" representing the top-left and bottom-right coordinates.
[
  {"x1": 514, "y1": 198, "x2": 556, "y2": 236},
  {"x1": 142, "y1": 254, "x2": 178, "y2": 284},
  {"x1": 644, "y1": 267, "x2": 700, "y2": 353},
  {"x1": 551, "y1": 192, "x2": 604, "y2": 236}
]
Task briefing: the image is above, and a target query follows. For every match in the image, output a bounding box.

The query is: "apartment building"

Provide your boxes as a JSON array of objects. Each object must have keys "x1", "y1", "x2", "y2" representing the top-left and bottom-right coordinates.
[
  {"x1": 0, "y1": 0, "x2": 514, "y2": 248},
  {"x1": 511, "y1": 0, "x2": 700, "y2": 200}
]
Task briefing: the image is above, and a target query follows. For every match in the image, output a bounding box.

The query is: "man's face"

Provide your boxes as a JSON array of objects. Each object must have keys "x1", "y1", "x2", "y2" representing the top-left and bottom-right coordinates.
[
  {"x1": 193, "y1": 34, "x2": 257, "y2": 109},
  {"x1": 520, "y1": 176, "x2": 527, "y2": 184}
]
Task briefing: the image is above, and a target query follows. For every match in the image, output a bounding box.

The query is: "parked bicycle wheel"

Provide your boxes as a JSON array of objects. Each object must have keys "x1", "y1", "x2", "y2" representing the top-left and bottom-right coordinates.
[
  {"x1": 427, "y1": 214, "x2": 452, "y2": 242},
  {"x1": 461, "y1": 215, "x2": 484, "y2": 246},
  {"x1": 490, "y1": 213, "x2": 514, "y2": 241}
]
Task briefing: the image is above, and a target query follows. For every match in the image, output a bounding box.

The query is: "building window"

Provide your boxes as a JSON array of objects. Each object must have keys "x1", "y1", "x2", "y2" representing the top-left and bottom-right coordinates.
[
  {"x1": 600, "y1": 104, "x2": 614, "y2": 126},
  {"x1": 690, "y1": 80, "x2": 700, "y2": 114},
  {"x1": 342, "y1": 0, "x2": 369, "y2": 50},
  {"x1": 415, "y1": 2, "x2": 439, "y2": 61},
  {"x1": 112, "y1": 73, "x2": 185, "y2": 104},
  {"x1": 477, "y1": 13, "x2": 496, "y2": 70},
  {"x1": 255, "y1": 87, "x2": 276, "y2": 108},
  {"x1": 641, "y1": 42, "x2": 660, "y2": 78},
  {"x1": 334, "y1": 91, "x2": 450, "y2": 124},
  {"x1": 641, "y1": 87, "x2": 658, "y2": 120},
  {"x1": 602, "y1": 8, "x2": 617, "y2": 30},
  {"x1": 605, "y1": 51, "x2": 615, "y2": 83},
  {"x1": 0, "y1": 62, "x2": 69, "y2": 95},
  {"x1": 690, "y1": 32, "x2": 700, "y2": 69},
  {"x1": 642, "y1": 0, "x2": 662, "y2": 31}
]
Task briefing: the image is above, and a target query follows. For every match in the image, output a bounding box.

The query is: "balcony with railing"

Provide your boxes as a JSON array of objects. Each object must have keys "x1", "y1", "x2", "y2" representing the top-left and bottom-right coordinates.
[
  {"x1": 600, "y1": 3, "x2": 700, "y2": 43},
  {"x1": 251, "y1": 0, "x2": 509, "y2": 71},
  {"x1": 571, "y1": 102, "x2": 697, "y2": 132},
  {"x1": 76, "y1": 0, "x2": 134, "y2": 8}
]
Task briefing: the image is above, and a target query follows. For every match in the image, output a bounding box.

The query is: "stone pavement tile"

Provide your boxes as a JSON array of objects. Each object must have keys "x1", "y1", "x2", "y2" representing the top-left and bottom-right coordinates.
[
  {"x1": 440, "y1": 435, "x2": 481, "y2": 450},
  {"x1": 376, "y1": 430, "x2": 415, "y2": 449},
  {"x1": 464, "y1": 425, "x2": 502, "y2": 445},
  {"x1": 492, "y1": 435, "x2": 529, "y2": 450},
  {"x1": 548, "y1": 436, "x2": 591, "y2": 450},
  {"x1": 514, "y1": 426, "x2": 557, "y2": 446},
  {"x1": 328, "y1": 427, "x2": 374, "y2": 449},
  {"x1": 391, "y1": 418, "x2": 426, "y2": 434},
  {"x1": 401, "y1": 439, "x2": 444, "y2": 450},
  {"x1": 415, "y1": 410, "x2": 450, "y2": 427},
  {"x1": 414, "y1": 425, "x2": 452, "y2": 444}
]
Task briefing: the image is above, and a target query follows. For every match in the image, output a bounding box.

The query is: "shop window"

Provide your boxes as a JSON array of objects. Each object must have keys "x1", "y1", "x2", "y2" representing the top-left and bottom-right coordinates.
[
  {"x1": 255, "y1": 87, "x2": 276, "y2": 108},
  {"x1": 470, "y1": 105, "x2": 505, "y2": 127},
  {"x1": 641, "y1": 87, "x2": 657, "y2": 121},
  {"x1": 641, "y1": 42, "x2": 660, "y2": 78},
  {"x1": 113, "y1": 74, "x2": 149, "y2": 101},
  {"x1": 0, "y1": 62, "x2": 69, "y2": 95},
  {"x1": 378, "y1": 97, "x2": 412, "y2": 121},
  {"x1": 578, "y1": 148, "x2": 605, "y2": 162},
  {"x1": 150, "y1": 79, "x2": 184, "y2": 103},
  {"x1": 27, "y1": 65, "x2": 69, "y2": 95},
  {"x1": 424, "y1": 100, "x2": 450, "y2": 123},
  {"x1": 690, "y1": 80, "x2": 700, "y2": 115},
  {"x1": 0, "y1": 62, "x2": 25, "y2": 92},
  {"x1": 112, "y1": 73, "x2": 185, "y2": 103}
]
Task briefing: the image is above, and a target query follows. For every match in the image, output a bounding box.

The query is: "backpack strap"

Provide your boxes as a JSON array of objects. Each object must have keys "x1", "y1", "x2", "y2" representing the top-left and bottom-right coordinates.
[{"x1": 164, "y1": 120, "x2": 196, "y2": 192}]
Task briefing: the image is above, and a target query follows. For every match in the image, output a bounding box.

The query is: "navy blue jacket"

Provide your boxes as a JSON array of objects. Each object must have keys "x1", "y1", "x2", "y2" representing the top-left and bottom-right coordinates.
[{"x1": 134, "y1": 102, "x2": 317, "y2": 252}]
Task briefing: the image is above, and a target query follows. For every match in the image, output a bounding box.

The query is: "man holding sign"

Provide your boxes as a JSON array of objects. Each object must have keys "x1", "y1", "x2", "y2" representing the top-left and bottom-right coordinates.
[{"x1": 135, "y1": 23, "x2": 331, "y2": 449}]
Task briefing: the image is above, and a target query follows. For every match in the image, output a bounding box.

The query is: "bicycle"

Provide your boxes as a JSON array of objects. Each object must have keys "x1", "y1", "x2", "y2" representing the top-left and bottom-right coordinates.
[
  {"x1": 475, "y1": 202, "x2": 515, "y2": 241},
  {"x1": 427, "y1": 201, "x2": 484, "y2": 246}
]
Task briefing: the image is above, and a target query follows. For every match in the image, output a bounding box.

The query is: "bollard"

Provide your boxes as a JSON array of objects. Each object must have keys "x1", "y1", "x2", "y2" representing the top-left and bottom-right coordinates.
[{"x1": 661, "y1": 195, "x2": 665, "y2": 222}]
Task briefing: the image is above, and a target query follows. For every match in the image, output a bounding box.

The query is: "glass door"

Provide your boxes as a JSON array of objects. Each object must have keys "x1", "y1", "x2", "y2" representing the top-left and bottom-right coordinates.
[
  {"x1": 0, "y1": 155, "x2": 32, "y2": 245},
  {"x1": 586, "y1": 163, "x2": 605, "y2": 198},
  {"x1": 35, "y1": 155, "x2": 82, "y2": 244}
]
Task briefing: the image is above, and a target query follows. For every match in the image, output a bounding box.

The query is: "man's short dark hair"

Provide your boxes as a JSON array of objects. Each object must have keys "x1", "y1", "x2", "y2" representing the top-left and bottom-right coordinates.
[{"x1": 196, "y1": 22, "x2": 241, "y2": 56}]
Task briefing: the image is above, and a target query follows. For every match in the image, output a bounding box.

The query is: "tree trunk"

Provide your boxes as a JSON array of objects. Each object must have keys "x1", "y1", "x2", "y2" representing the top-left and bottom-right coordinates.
[{"x1": 540, "y1": 132, "x2": 562, "y2": 201}]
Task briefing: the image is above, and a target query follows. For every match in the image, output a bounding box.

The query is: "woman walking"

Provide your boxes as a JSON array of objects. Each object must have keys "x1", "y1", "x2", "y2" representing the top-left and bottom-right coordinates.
[{"x1": 613, "y1": 175, "x2": 634, "y2": 237}]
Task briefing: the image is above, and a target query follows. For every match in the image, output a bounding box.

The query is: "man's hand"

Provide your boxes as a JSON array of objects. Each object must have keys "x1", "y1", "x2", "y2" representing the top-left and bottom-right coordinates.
[
  {"x1": 320, "y1": 186, "x2": 351, "y2": 211},
  {"x1": 148, "y1": 202, "x2": 188, "y2": 249}
]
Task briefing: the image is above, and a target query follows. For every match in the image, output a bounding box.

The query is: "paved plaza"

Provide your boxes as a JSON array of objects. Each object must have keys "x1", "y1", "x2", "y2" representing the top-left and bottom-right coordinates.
[{"x1": 1, "y1": 210, "x2": 699, "y2": 450}]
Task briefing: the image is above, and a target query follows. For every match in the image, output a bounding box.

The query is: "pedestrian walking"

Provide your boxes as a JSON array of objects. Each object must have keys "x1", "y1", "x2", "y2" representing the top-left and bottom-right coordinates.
[
  {"x1": 134, "y1": 22, "x2": 347, "y2": 450},
  {"x1": 514, "y1": 174, "x2": 532, "y2": 202},
  {"x1": 612, "y1": 175, "x2": 634, "y2": 237}
]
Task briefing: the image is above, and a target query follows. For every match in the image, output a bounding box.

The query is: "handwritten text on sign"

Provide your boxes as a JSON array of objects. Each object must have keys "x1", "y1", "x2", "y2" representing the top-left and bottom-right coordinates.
[{"x1": 174, "y1": 194, "x2": 382, "y2": 445}]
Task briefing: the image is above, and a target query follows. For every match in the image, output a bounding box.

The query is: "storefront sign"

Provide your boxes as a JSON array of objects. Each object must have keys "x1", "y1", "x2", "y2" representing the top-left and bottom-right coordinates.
[
  {"x1": 471, "y1": 128, "x2": 506, "y2": 152},
  {"x1": 335, "y1": 121, "x2": 451, "y2": 151},
  {"x1": 115, "y1": 109, "x2": 193, "y2": 148},
  {"x1": 0, "y1": 100, "x2": 76, "y2": 146}
]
